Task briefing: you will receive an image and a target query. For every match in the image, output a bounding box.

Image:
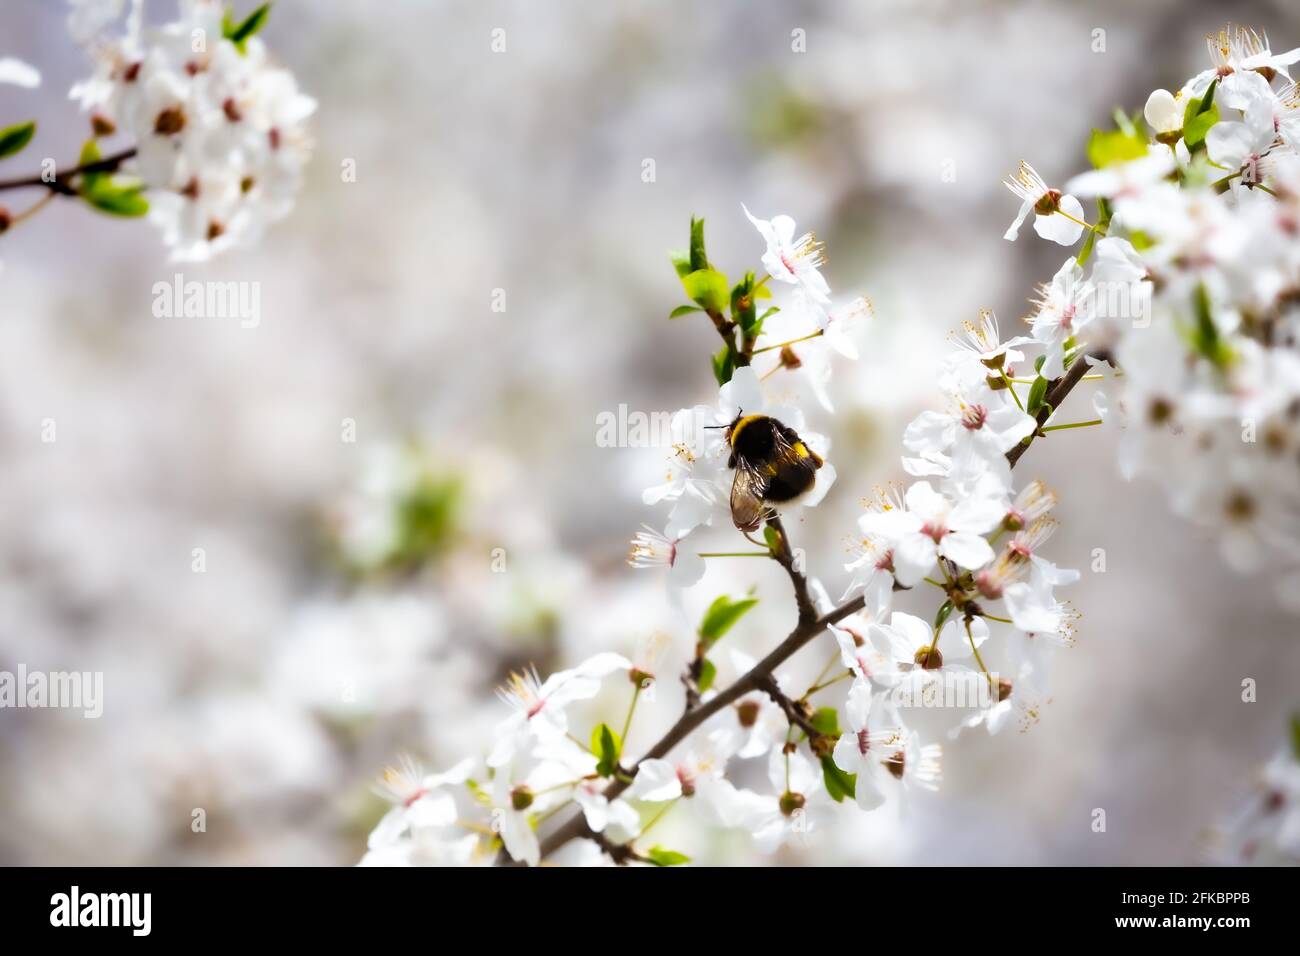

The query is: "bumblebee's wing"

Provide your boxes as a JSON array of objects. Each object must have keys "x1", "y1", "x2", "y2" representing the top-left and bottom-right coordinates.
[
  {"x1": 775, "y1": 423, "x2": 824, "y2": 468},
  {"x1": 729, "y1": 459, "x2": 771, "y2": 532}
]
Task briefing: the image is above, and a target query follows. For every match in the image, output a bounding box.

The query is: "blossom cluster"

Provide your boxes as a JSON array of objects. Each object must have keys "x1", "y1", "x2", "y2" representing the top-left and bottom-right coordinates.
[
  {"x1": 67, "y1": 0, "x2": 314, "y2": 260},
  {"x1": 1003, "y1": 24, "x2": 1300, "y2": 606},
  {"x1": 360, "y1": 201, "x2": 1080, "y2": 866},
  {"x1": 1213, "y1": 717, "x2": 1300, "y2": 865}
]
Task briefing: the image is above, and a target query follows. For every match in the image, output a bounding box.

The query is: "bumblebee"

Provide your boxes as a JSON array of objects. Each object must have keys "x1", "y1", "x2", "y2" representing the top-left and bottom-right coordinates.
[{"x1": 718, "y1": 413, "x2": 824, "y2": 531}]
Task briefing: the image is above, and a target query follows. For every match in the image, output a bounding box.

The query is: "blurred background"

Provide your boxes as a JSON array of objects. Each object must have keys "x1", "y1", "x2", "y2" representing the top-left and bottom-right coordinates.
[{"x1": 2, "y1": 0, "x2": 1299, "y2": 865}]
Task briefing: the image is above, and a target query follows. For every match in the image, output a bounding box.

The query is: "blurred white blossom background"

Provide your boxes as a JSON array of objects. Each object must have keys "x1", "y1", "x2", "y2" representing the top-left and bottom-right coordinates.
[{"x1": 2, "y1": 0, "x2": 1300, "y2": 865}]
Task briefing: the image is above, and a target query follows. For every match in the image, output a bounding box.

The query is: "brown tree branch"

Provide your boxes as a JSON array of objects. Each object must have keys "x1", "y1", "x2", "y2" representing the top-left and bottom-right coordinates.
[
  {"x1": 703, "y1": 306, "x2": 750, "y2": 368},
  {"x1": 532, "y1": 566, "x2": 865, "y2": 861},
  {"x1": 0, "y1": 147, "x2": 138, "y2": 196},
  {"x1": 754, "y1": 672, "x2": 823, "y2": 742},
  {"x1": 1005, "y1": 351, "x2": 1109, "y2": 467}
]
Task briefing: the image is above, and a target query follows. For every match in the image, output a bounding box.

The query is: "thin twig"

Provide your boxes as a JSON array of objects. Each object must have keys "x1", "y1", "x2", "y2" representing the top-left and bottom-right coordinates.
[
  {"x1": 1005, "y1": 351, "x2": 1108, "y2": 467},
  {"x1": 0, "y1": 147, "x2": 138, "y2": 196},
  {"x1": 755, "y1": 672, "x2": 823, "y2": 741}
]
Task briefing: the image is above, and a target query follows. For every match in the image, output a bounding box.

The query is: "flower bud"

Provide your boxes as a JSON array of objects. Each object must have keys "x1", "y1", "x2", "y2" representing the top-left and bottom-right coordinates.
[{"x1": 779, "y1": 791, "x2": 806, "y2": 816}]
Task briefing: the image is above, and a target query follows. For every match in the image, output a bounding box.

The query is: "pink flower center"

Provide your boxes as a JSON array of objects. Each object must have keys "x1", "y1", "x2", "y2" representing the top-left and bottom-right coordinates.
[
  {"x1": 961, "y1": 404, "x2": 988, "y2": 431},
  {"x1": 975, "y1": 569, "x2": 1001, "y2": 600},
  {"x1": 921, "y1": 521, "x2": 948, "y2": 543},
  {"x1": 677, "y1": 766, "x2": 697, "y2": 797}
]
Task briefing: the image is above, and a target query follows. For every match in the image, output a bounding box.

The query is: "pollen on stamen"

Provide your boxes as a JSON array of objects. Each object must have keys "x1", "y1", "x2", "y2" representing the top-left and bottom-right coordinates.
[
  {"x1": 792, "y1": 231, "x2": 826, "y2": 268},
  {"x1": 497, "y1": 665, "x2": 546, "y2": 717},
  {"x1": 1003, "y1": 161, "x2": 1051, "y2": 204},
  {"x1": 372, "y1": 754, "x2": 428, "y2": 807}
]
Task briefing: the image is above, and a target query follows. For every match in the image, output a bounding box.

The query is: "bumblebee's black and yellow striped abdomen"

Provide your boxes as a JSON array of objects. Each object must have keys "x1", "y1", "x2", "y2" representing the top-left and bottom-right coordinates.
[{"x1": 724, "y1": 413, "x2": 824, "y2": 530}]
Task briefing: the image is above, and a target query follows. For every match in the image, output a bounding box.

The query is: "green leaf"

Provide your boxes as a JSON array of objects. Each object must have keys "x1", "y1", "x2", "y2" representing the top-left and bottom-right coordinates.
[
  {"x1": 711, "y1": 343, "x2": 736, "y2": 386},
  {"x1": 1183, "y1": 106, "x2": 1219, "y2": 150},
  {"x1": 1086, "y1": 127, "x2": 1148, "y2": 169},
  {"x1": 731, "y1": 272, "x2": 758, "y2": 330},
  {"x1": 1184, "y1": 79, "x2": 1217, "y2": 125},
  {"x1": 1076, "y1": 228, "x2": 1098, "y2": 267},
  {"x1": 1290, "y1": 713, "x2": 1300, "y2": 761},
  {"x1": 681, "y1": 268, "x2": 730, "y2": 312},
  {"x1": 591, "y1": 723, "x2": 622, "y2": 778},
  {"x1": 669, "y1": 250, "x2": 692, "y2": 278},
  {"x1": 1180, "y1": 80, "x2": 1219, "y2": 152},
  {"x1": 668, "y1": 304, "x2": 702, "y2": 319},
  {"x1": 820, "y1": 754, "x2": 856, "y2": 803},
  {"x1": 78, "y1": 137, "x2": 100, "y2": 169},
  {"x1": 688, "y1": 216, "x2": 708, "y2": 272},
  {"x1": 932, "y1": 599, "x2": 955, "y2": 633},
  {"x1": 390, "y1": 474, "x2": 461, "y2": 566},
  {"x1": 1128, "y1": 230, "x2": 1155, "y2": 251},
  {"x1": 1026, "y1": 375, "x2": 1049, "y2": 415},
  {"x1": 224, "y1": 3, "x2": 272, "y2": 52},
  {"x1": 1199, "y1": 81, "x2": 1218, "y2": 115},
  {"x1": 811, "y1": 707, "x2": 840, "y2": 736},
  {"x1": 81, "y1": 183, "x2": 149, "y2": 217},
  {"x1": 0, "y1": 120, "x2": 36, "y2": 159},
  {"x1": 697, "y1": 658, "x2": 717, "y2": 694},
  {"x1": 646, "y1": 846, "x2": 691, "y2": 866},
  {"x1": 699, "y1": 594, "x2": 759, "y2": 647},
  {"x1": 1075, "y1": 196, "x2": 1112, "y2": 267},
  {"x1": 72, "y1": 137, "x2": 148, "y2": 217},
  {"x1": 1186, "y1": 282, "x2": 1233, "y2": 369},
  {"x1": 762, "y1": 525, "x2": 780, "y2": 551}
]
